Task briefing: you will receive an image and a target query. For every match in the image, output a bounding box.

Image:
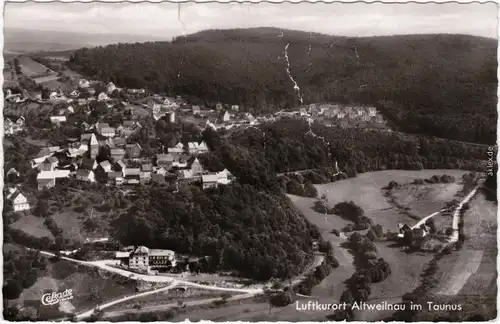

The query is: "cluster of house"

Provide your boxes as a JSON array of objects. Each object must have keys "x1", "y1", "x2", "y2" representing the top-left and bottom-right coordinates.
[
  {"x1": 397, "y1": 223, "x2": 430, "y2": 239},
  {"x1": 4, "y1": 116, "x2": 25, "y2": 135},
  {"x1": 306, "y1": 103, "x2": 383, "y2": 122},
  {"x1": 115, "y1": 246, "x2": 177, "y2": 271},
  {"x1": 30, "y1": 122, "x2": 233, "y2": 191}
]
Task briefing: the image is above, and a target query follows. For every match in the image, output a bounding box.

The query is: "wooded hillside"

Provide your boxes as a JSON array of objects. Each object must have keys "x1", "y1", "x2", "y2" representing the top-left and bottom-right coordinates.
[{"x1": 69, "y1": 28, "x2": 497, "y2": 143}]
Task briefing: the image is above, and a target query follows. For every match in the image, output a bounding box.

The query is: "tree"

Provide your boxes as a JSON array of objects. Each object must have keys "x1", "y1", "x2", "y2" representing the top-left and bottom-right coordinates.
[
  {"x1": 3, "y1": 280, "x2": 23, "y2": 300},
  {"x1": 303, "y1": 182, "x2": 318, "y2": 198}
]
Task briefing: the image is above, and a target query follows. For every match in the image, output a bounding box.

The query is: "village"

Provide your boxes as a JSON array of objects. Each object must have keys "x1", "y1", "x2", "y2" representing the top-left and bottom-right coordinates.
[{"x1": 4, "y1": 55, "x2": 387, "y2": 213}]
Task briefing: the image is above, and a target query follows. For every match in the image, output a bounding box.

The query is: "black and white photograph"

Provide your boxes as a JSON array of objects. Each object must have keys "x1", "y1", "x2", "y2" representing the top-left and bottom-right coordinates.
[{"x1": 2, "y1": 1, "x2": 498, "y2": 322}]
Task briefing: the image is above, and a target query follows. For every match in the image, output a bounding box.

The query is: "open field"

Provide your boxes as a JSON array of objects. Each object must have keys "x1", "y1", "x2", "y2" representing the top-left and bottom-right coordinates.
[
  {"x1": 287, "y1": 194, "x2": 353, "y2": 301},
  {"x1": 17, "y1": 56, "x2": 54, "y2": 77},
  {"x1": 51, "y1": 209, "x2": 110, "y2": 243},
  {"x1": 11, "y1": 215, "x2": 54, "y2": 239},
  {"x1": 430, "y1": 194, "x2": 497, "y2": 297}
]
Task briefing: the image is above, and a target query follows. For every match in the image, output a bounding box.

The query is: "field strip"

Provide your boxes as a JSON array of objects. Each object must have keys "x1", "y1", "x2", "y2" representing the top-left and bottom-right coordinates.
[{"x1": 436, "y1": 250, "x2": 483, "y2": 296}]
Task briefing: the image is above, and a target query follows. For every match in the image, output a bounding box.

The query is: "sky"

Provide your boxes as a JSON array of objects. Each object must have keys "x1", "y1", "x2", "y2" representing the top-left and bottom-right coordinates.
[{"x1": 3, "y1": 1, "x2": 498, "y2": 39}]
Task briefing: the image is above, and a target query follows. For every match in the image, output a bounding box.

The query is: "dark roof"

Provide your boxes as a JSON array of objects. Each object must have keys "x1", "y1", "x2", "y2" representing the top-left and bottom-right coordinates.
[
  {"x1": 107, "y1": 172, "x2": 123, "y2": 179},
  {"x1": 157, "y1": 154, "x2": 174, "y2": 162},
  {"x1": 141, "y1": 163, "x2": 153, "y2": 172}
]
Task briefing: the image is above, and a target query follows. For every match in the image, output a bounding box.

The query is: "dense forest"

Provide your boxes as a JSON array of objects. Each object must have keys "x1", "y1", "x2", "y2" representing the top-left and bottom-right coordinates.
[
  {"x1": 217, "y1": 118, "x2": 489, "y2": 178},
  {"x1": 111, "y1": 183, "x2": 321, "y2": 281},
  {"x1": 68, "y1": 28, "x2": 497, "y2": 144}
]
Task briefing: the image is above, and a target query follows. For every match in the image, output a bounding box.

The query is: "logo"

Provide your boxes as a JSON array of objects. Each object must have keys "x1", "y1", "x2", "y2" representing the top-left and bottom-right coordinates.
[{"x1": 41, "y1": 289, "x2": 74, "y2": 306}]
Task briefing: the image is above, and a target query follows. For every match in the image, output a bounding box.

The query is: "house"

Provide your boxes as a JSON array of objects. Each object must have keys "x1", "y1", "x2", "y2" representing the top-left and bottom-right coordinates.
[
  {"x1": 6, "y1": 189, "x2": 30, "y2": 212},
  {"x1": 99, "y1": 161, "x2": 112, "y2": 173},
  {"x1": 168, "y1": 142, "x2": 184, "y2": 154},
  {"x1": 156, "y1": 154, "x2": 174, "y2": 169},
  {"x1": 50, "y1": 116, "x2": 67, "y2": 124},
  {"x1": 216, "y1": 168, "x2": 232, "y2": 185},
  {"x1": 111, "y1": 148, "x2": 126, "y2": 161},
  {"x1": 156, "y1": 167, "x2": 168, "y2": 176},
  {"x1": 6, "y1": 168, "x2": 20, "y2": 178},
  {"x1": 66, "y1": 105, "x2": 75, "y2": 114},
  {"x1": 231, "y1": 105, "x2": 239, "y2": 112},
  {"x1": 101, "y1": 127, "x2": 116, "y2": 138},
  {"x1": 96, "y1": 123, "x2": 110, "y2": 134},
  {"x1": 107, "y1": 172, "x2": 124, "y2": 185},
  {"x1": 215, "y1": 103, "x2": 223, "y2": 111},
  {"x1": 192, "y1": 105, "x2": 201, "y2": 115},
  {"x1": 81, "y1": 122, "x2": 92, "y2": 131},
  {"x1": 77, "y1": 98, "x2": 87, "y2": 105},
  {"x1": 221, "y1": 111, "x2": 231, "y2": 122},
  {"x1": 368, "y1": 107, "x2": 377, "y2": 117},
  {"x1": 39, "y1": 156, "x2": 59, "y2": 171},
  {"x1": 197, "y1": 142, "x2": 208, "y2": 154},
  {"x1": 70, "y1": 90, "x2": 80, "y2": 98},
  {"x1": 178, "y1": 169, "x2": 195, "y2": 182},
  {"x1": 106, "y1": 82, "x2": 116, "y2": 94},
  {"x1": 125, "y1": 168, "x2": 141, "y2": 184},
  {"x1": 140, "y1": 164, "x2": 153, "y2": 183},
  {"x1": 98, "y1": 92, "x2": 109, "y2": 101},
  {"x1": 114, "y1": 138, "x2": 127, "y2": 148},
  {"x1": 78, "y1": 79, "x2": 90, "y2": 88},
  {"x1": 80, "y1": 157, "x2": 98, "y2": 170},
  {"x1": 76, "y1": 169, "x2": 95, "y2": 182},
  {"x1": 190, "y1": 158, "x2": 203, "y2": 175},
  {"x1": 89, "y1": 133, "x2": 99, "y2": 158},
  {"x1": 202, "y1": 174, "x2": 218, "y2": 189},
  {"x1": 16, "y1": 116, "x2": 25, "y2": 126},
  {"x1": 36, "y1": 170, "x2": 71, "y2": 190},
  {"x1": 125, "y1": 143, "x2": 142, "y2": 159},
  {"x1": 245, "y1": 113, "x2": 255, "y2": 123}
]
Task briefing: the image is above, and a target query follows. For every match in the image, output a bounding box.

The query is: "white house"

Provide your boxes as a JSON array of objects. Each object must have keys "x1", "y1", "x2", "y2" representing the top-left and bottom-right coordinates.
[
  {"x1": 202, "y1": 174, "x2": 218, "y2": 189},
  {"x1": 98, "y1": 92, "x2": 109, "y2": 101},
  {"x1": 231, "y1": 105, "x2": 239, "y2": 112},
  {"x1": 78, "y1": 79, "x2": 90, "y2": 88},
  {"x1": 222, "y1": 111, "x2": 231, "y2": 122},
  {"x1": 101, "y1": 127, "x2": 116, "y2": 138},
  {"x1": 50, "y1": 116, "x2": 67, "y2": 124},
  {"x1": 70, "y1": 90, "x2": 80, "y2": 98},
  {"x1": 168, "y1": 142, "x2": 184, "y2": 154},
  {"x1": 106, "y1": 82, "x2": 116, "y2": 94},
  {"x1": 6, "y1": 188, "x2": 30, "y2": 212},
  {"x1": 36, "y1": 170, "x2": 71, "y2": 190}
]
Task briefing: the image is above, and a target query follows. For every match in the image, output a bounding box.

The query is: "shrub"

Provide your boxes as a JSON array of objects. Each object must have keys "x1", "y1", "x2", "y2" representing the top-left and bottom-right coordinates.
[
  {"x1": 303, "y1": 182, "x2": 318, "y2": 198},
  {"x1": 330, "y1": 229, "x2": 340, "y2": 236}
]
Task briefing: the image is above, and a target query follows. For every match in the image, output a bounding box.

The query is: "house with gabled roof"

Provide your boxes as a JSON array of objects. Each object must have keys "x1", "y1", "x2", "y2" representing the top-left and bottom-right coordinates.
[
  {"x1": 157, "y1": 154, "x2": 174, "y2": 169},
  {"x1": 221, "y1": 110, "x2": 231, "y2": 123},
  {"x1": 190, "y1": 158, "x2": 203, "y2": 175},
  {"x1": 107, "y1": 172, "x2": 124, "y2": 185},
  {"x1": 140, "y1": 163, "x2": 153, "y2": 183},
  {"x1": 39, "y1": 156, "x2": 59, "y2": 171},
  {"x1": 50, "y1": 116, "x2": 67, "y2": 124},
  {"x1": 192, "y1": 105, "x2": 201, "y2": 115},
  {"x1": 98, "y1": 92, "x2": 109, "y2": 101},
  {"x1": 80, "y1": 157, "x2": 98, "y2": 170},
  {"x1": 111, "y1": 148, "x2": 126, "y2": 161},
  {"x1": 99, "y1": 160, "x2": 112, "y2": 173},
  {"x1": 125, "y1": 168, "x2": 141, "y2": 184},
  {"x1": 6, "y1": 188, "x2": 30, "y2": 212},
  {"x1": 114, "y1": 160, "x2": 127, "y2": 175},
  {"x1": 76, "y1": 169, "x2": 95, "y2": 182},
  {"x1": 106, "y1": 82, "x2": 116, "y2": 94},
  {"x1": 168, "y1": 142, "x2": 184, "y2": 154},
  {"x1": 202, "y1": 174, "x2": 218, "y2": 189}
]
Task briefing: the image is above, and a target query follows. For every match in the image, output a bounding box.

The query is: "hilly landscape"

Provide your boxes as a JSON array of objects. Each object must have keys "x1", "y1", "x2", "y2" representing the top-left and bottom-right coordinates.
[{"x1": 68, "y1": 27, "x2": 497, "y2": 144}]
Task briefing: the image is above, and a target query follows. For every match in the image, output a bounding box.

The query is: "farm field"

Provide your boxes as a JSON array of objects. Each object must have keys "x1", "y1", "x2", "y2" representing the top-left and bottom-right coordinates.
[
  {"x1": 17, "y1": 56, "x2": 54, "y2": 77},
  {"x1": 11, "y1": 214, "x2": 54, "y2": 239}
]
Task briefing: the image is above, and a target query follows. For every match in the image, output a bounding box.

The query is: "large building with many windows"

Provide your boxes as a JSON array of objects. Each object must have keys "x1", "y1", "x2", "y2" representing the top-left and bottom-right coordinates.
[{"x1": 115, "y1": 246, "x2": 176, "y2": 270}]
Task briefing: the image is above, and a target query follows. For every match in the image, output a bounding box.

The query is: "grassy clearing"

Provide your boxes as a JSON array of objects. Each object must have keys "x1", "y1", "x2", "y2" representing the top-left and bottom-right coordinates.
[
  {"x1": 51, "y1": 209, "x2": 109, "y2": 243},
  {"x1": 11, "y1": 215, "x2": 54, "y2": 239},
  {"x1": 430, "y1": 195, "x2": 497, "y2": 297}
]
